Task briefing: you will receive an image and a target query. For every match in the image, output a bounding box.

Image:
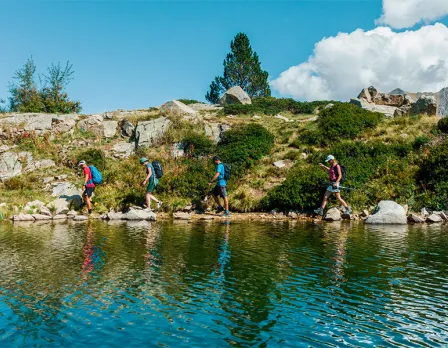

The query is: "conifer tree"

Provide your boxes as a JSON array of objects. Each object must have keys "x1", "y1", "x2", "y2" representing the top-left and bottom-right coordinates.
[{"x1": 206, "y1": 33, "x2": 271, "y2": 104}]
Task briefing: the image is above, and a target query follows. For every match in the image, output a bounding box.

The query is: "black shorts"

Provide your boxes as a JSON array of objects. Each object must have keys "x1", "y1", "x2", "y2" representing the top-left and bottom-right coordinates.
[
  {"x1": 213, "y1": 185, "x2": 227, "y2": 198},
  {"x1": 83, "y1": 187, "x2": 95, "y2": 197}
]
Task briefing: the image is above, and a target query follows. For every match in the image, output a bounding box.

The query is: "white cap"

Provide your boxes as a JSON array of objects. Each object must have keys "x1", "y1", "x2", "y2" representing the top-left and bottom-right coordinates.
[
  {"x1": 78, "y1": 160, "x2": 86, "y2": 166},
  {"x1": 325, "y1": 155, "x2": 335, "y2": 162}
]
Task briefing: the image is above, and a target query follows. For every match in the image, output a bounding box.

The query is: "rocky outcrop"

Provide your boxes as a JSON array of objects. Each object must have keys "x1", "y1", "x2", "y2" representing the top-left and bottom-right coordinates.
[
  {"x1": 204, "y1": 123, "x2": 230, "y2": 144},
  {"x1": 77, "y1": 114, "x2": 104, "y2": 135},
  {"x1": 219, "y1": 86, "x2": 252, "y2": 106},
  {"x1": 365, "y1": 201, "x2": 407, "y2": 224},
  {"x1": 111, "y1": 141, "x2": 134, "y2": 159},
  {"x1": 12, "y1": 213, "x2": 35, "y2": 221},
  {"x1": 160, "y1": 101, "x2": 197, "y2": 119},
  {"x1": 121, "y1": 121, "x2": 135, "y2": 138},
  {"x1": 135, "y1": 117, "x2": 172, "y2": 148},
  {"x1": 106, "y1": 211, "x2": 126, "y2": 220},
  {"x1": 51, "y1": 115, "x2": 77, "y2": 133},
  {"x1": 410, "y1": 96, "x2": 437, "y2": 116},
  {"x1": 103, "y1": 120, "x2": 118, "y2": 138},
  {"x1": 0, "y1": 151, "x2": 23, "y2": 180},
  {"x1": 437, "y1": 87, "x2": 448, "y2": 117},
  {"x1": 350, "y1": 98, "x2": 397, "y2": 118}
]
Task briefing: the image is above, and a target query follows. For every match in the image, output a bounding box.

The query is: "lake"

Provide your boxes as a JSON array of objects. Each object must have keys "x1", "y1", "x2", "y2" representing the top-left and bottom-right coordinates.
[{"x1": 0, "y1": 220, "x2": 447, "y2": 347}]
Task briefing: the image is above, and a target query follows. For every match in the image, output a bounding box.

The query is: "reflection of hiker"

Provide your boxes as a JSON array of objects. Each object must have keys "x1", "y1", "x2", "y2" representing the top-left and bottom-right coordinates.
[
  {"x1": 314, "y1": 155, "x2": 352, "y2": 216},
  {"x1": 140, "y1": 157, "x2": 162, "y2": 211},
  {"x1": 209, "y1": 156, "x2": 230, "y2": 217},
  {"x1": 78, "y1": 160, "x2": 95, "y2": 215}
]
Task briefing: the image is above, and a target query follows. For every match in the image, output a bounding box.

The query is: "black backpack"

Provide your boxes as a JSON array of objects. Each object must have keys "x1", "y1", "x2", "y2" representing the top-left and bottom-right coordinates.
[
  {"x1": 223, "y1": 163, "x2": 231, "y2": 180},
  {"x1": 338, "y1": 164, "x2": 346, "y2": 183},
  {"x1": 152, "y1": 160, "x2": 163, "y2": 179}
]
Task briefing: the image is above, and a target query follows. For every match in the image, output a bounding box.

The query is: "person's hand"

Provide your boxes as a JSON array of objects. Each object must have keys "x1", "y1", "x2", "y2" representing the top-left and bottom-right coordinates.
[
  {"x1": 333, "y1": 182, "x2": 339, "y2": 188},
  {"x1": 82, "y1": 185, "x2": 86, "y2": 190},
  {"x1": 141, "y1": 180, "x2": 146, "y2": 187},
  {"x1": 319, "y1": 163, "x2": 325, "y2": 168},
  {"x1": 208, "y1": 181, "x2": 212, "y2": 187}
]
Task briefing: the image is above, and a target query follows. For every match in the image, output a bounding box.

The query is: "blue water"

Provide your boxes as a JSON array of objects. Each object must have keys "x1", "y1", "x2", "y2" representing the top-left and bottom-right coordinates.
[{"x1": 0, "y1": 220, "x2": 447, "y2": 347}]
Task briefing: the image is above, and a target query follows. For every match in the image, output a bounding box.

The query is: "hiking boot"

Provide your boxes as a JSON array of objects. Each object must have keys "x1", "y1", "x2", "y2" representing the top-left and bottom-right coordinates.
[
  {"x1": 216, "y1": 206, "x2": 225, "y2": 213},
  {"x1": 314, "y1": 207, "x2": 324, "y2": 216},
  {"x1": 345, "y1": 207, "x2": 352, "y2": 215},
  {"x1": 223, "y1": 210, "x2": 231, "y2": 217},
  {"x1": 157, "y1": 201, "x2": 163, "y2": 209},
  {"x1": 88, "y1": 209, "x2": 93, "y2": 215}
]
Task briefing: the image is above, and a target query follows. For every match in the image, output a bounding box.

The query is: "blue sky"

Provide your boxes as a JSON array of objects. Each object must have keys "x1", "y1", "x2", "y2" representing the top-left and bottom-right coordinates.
[{"x1": 0, "y1": 0, "x2": 447, "y2": 113}]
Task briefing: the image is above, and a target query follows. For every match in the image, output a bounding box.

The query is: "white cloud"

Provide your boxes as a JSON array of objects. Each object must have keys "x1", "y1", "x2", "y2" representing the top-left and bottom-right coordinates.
[
  {"x1": 376, "y1": 0, "x2": 448, "y2": 29},
  {"x1": 271, "y1": 23, "x2": 448, "y2": 101}
]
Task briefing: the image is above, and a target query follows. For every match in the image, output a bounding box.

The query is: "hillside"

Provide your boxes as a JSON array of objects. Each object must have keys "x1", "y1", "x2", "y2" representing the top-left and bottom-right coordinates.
[{"x1": 0, "y1": 96, "x2": 447, "y2": 222}]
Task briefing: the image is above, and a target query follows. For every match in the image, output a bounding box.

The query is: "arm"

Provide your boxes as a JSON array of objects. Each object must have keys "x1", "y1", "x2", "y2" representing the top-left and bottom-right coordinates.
[
  {"x1": 208, "y1": 171, "x2": 220, "y2": 186},
  {"x1": 318, "y1": 163, "x2": 330, "y2": 172},
  {"x1": 142, "y1": 167, "x2": 152, "y2": 186},
  {"x1": 83, "y1": 171, "x2": 89, "y2": 189}
]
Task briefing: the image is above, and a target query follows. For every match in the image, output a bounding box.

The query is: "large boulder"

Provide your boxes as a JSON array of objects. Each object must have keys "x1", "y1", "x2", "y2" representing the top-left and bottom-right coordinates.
[
  {"x1": 350, "y1": 98, "x2": 396, "y2": 118},
  {"x1": 219, "y1": 86, "x2": 252, "y2": 106},
  {"x1": 77, "y1": 114, "x2": 104, "y2": 135},
  {"x1": 324, "y1": 207, "x2": 342, "y2": 221},
  {"x1": 121, "y1": 121, "x2": 135, "y2": 138},
  {"x1": 0, "y1": 151, "x2": 22, "y2": 180},
  {"x1": 103, "y1": 120, "x2": 118, "y2": 138},
  {"x1": 135, "y1": 117, "x2": 172, "y2": 148},
  {"x1": 125, "y1": 208, "x2": 157, "y2": 221},
  {"x1": 437, "y1": 87, "x2": 448, "y2": 117},
  {"x1": 365, "y1": 201, "x2": 407, "y2": 225},
  {"x1": 426, "y1": 214, "x2": 443, "y2": 223},
  {"x1": 12, "y1": 213, "x2": 35, "y2": 221},
  {"x1": 51, "y1": 115, "x2": 78, "y2": 133},
  {"x1": 411, "y1": 96, "x2": 437, "y2": 116},
  {"x1": 111, "y1": 141, "x2": 135, "y2": 159},
  {"x1": 204, "y1": 123, "x2": 230, "y2": 144},
  {"x1": 106, "y1": 211, "x2": 126, "y2": 220},
  {"x1": 160, "y1": 100, "x2": 197, "y2": 118}
]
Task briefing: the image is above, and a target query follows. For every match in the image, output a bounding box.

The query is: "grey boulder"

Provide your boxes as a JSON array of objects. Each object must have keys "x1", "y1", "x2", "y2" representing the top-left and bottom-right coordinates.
[
  {"x1": 219, "y1": 86, "x2": 252, "y2": 106},
  {"x1": 365, "y1": 201, "x2": 407, "y2": 225}
]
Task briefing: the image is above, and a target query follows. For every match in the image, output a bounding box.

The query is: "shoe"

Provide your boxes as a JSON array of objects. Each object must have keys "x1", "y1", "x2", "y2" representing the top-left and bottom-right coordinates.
[
  {"x1": 314, "y1": 207, "x2": 324, "y2": 216},
  {"x1": 345, "y1": 207, "x2": 352, "y2": 215},
  {"x1": 144, "y1": 207, "x2": 153, "y2": 212},
  {"x1": 222, "y1": 210, "x2": 231, "y2": 217},
  {"x1": 88, "y1": 209, "x2": 92, "y2": 215},
  {"x1": 157, "y1": 201, "x2": 163, "y2": 209},
  {"x1": 216, "y1": 206, "x2": 225, "y2": 213}
]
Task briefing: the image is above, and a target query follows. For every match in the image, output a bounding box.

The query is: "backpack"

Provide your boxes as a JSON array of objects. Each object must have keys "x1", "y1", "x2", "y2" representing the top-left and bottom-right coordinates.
[
  {"x1": 223, "y1": 163, "x2": 231, "y2": 180},
  {"x1": 152, "y1": 160, "x2": 163, "y2": 179},
  {"x1": 338, "y1": 164, "x2": 346, "y2": 183},
  {"x1": 89, "y1": 165, "x2": 103, "y2": 185}
]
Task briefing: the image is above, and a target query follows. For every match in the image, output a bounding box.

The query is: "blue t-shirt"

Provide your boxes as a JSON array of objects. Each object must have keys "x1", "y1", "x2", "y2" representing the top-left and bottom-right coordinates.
[{"x1": 216, "y1": 163, "x2": 226, "y2": 187}]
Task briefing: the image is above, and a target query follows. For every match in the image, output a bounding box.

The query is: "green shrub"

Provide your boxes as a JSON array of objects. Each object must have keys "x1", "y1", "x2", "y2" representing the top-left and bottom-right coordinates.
[
  {"x1": 76, "y1": 149, "x2": 106, "y2": 170},
  {"x1": 178, "y1": 99, "x2": 202, "y2": 105},
  {"x1": 182, "y1": 132, "x2": 216, "y2": 157},
  {"x1": 218, "y1": 123, "x2": 274, "y2": 177},
  {"x1": 418, "y1": 140, "x2": 448, "y2": 209},
  {"x1": 412, "y1": 136, "x2": 430, "y2": 150},
  {"x1": 223, "y1": 97, "x2": 337, "y2": 116},
  {"x1": 437, "y1": 117, "x2": 448, "y2": 133},
  {"x1": 317, "y1": 103, "x2": 383, "y2": 142}
]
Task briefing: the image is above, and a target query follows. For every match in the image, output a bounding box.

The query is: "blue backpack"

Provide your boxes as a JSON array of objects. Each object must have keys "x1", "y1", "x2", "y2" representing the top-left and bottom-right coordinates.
[{"x1": 89, "y1": 165, "x2": 103, "y2": 185}]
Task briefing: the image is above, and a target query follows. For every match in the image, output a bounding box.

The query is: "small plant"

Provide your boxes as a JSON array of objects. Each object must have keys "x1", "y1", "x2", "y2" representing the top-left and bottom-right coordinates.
[
  {"x1": 178, "y1": 99, "x2": 202, "y2": 105},
  {"x1": 76, "y1": 149, "x2": 106, "y2": 170},
  {"x1": 437, "y1": 117, "x2": 448, "y2": 134},
  {"x1": 182, "y1": 132, "x2": 216, "y2": 157}
]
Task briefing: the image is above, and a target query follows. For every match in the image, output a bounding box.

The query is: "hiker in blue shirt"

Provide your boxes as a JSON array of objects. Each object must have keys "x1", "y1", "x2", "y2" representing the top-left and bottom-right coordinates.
[{"x1": 208, "y1": 156, "x2": 230, "y2": 217}]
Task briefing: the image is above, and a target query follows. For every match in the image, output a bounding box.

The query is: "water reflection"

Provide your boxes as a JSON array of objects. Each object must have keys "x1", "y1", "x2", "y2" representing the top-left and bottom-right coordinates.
[{"x1": 0, "y1": 220, "x2": 446, "y2": 347}]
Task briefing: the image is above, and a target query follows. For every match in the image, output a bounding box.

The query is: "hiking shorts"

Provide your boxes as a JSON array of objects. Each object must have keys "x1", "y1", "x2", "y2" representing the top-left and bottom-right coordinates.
[
  {"x1": 213, "y1": 185, "x2": 227, "y2": 198},
  {"x1": 326, "y1": 183, "x2": 340, "y2": 194},
  {"x1": 83, "y1": 186, "x2": 95, "y2": 197},
  {"x1": 146, "y1": 179, "x2": 157, "y2": 193}
]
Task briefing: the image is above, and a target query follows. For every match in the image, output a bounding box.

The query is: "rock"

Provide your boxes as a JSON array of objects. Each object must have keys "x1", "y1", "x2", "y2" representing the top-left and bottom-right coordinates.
[
  {"x1": 408, "y1": 213, "x2": 425, "y2": 223},
  {"x1": 51, "y1": 116, "x2": 77, "y2": 133},
  {"x1": 103, "y1": 120, "x2": 118, "y2": 138},
  {"x1": 350, "y1": 98, "x2": 397, "y2": 118},
  {"x1": 219, "y1": 86, "x2": 251, "y2": 106},
  {"x1": 173, "y1": 212, "x2": 191, "y2": 220},
  {"x1": 301, "y1": 153, "x2": 308, "y2": 160},
  {"x1": 421, "y1": 208, "x2": 430, "y2": 217},
  {"x1": 437, "y1": 211, "x2": 448, "y2": 221},
  {"x1": 51, "y1": 182, "x2": 78, "y2": 197},
  {"x1": 365, "y1": 201, "x2": 407, "y2": 225},
  {"x1": 273, "y1": 160, "x2": 286, "y2": 168},
  {"x1": 52, "y1": 214, "x2": 68, "y2": 220},
  {"x1": 160, "y1": 100, "x2": 197, "y2": 118},
  {"x1": 205, "y1": 123, "x2": 228, "y2": 144},
  {"x1": 288, "y1": 211, "x2": 298, "y2": 219},
  {"x1": 324, "y1": 207, "x2": 342, "y2": 221},
  {"x1": 25, "y1": 159, "x2": 55, "y2": 172},
  {"x1": 253, "y1": 115, "x2": 262, "y2": 119},
  {"x1": 67, "y1": 210, "x2": 78, "y2": 218},
  {"x1": 0, "y1": 113, "x2": 54, "y2": 133},
  {"x1": 426, "y1": 214, "x2": 443, "y2": 223},
  {"x1": 135, "y1": 117, "x2": 172, "y2": 148},
  {"x1": 47, "y1": 194, "x2": 82, "y2": 215},
  {"x1": 73, "y1": 215, "x2": 89, "y2": 221},
  {"x1": 394, "y1": 104, "x2": 412, "y2": 117},
  {"x1": 40, "y1": 206, "x2": 52, "y2": 216},
  {"x1": 111, "y1": 141, "x2": 134, "y2": 159},
  {"x1": 274, "y1": 114, "x2": 291, "y2": 122},
  {"x1": 125, "y1": 208, "x2": 156, "y2": 221},
  {"x1": 437, "y1": 87, "x2": 448, "y2": 117},
  {"x1": 23, "y1": 200, "x2": 46, "y2": 214},
  {"x1": 171, "y1": 142, "x2": 185, "y2": 158},
  {"x1": 56, "y1": 175, "x2": 67, "y2": 180},
  {"x1": 106, "y1": 211, "x2": 126, "y2": 220},
  {"x1": 361, "y1": 210, "x2": 370, "y2": 218},
  {"x1": 32, "y1": 214, "x2": 51, "y2": 221},
  {"x1": 0, "y1": 151, "x2": 22, "y2": 180},
  {"x1": 12, "y1": 213, "x2": 35, "y2": 221},
  {"x1": 121, "y1": 121, "x2": 135, "y2": 138},
  {"x1": 43, "y1": 177, "x2": 54, "y2": 183},
  {"x1": 77, "y1": 114, "x2": 104, "y2": 135},
  {"x1": 411, "y1": 96, "x2": 437, "y2": 116},
  {"x1": 183, "y1": 205, "x2": 193, "y2": 212}
]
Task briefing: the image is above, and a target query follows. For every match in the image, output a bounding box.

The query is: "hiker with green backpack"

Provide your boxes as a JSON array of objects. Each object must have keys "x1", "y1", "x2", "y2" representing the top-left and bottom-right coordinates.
[
  {"x1": 140, "y1": 158, "x2": 163, "y2": 211},
  {"x1": 209, "y1": 156, "x2": 231, "y2": 217},
  {"x1": 314, "y1": 155, "x2": 352, "y2": 216}
]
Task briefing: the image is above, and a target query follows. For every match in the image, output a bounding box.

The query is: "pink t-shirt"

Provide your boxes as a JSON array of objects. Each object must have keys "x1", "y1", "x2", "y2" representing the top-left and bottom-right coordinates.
[
  {"x1": 83, "y1": 166, "x2": 95, "y2": 188},
  {"x1": 329, "y1": 164, "x2": 341, "y2": 182}
]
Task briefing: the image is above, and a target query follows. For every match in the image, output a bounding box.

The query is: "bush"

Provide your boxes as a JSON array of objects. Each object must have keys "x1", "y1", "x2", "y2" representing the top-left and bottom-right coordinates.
[
  {"x1": 418, "y1": 140, "x2": 448, "y2": 209},
  {"x1": 317, "y1": 103, "x2": 383, "y2": 142},
  {"x1": 412, "y1": 136, "x2": 430, "y2": 150},
  {"x1": 181, "y1": 132, "x2": 215, "y2": 157},
  {"x1": 437, "y1": 117, "x2": 448, "y2": 133},
  {"x1": 76, "y1": 149, "x2": 106, "y2": 170},
  {"x1": 223, "y1": 97, "x2": 336, "y2": 116},
  {"x1": 178, "y1": 99, "x2": 202, "y2": 105},
  {"x1": 218, "y1": 123, "x2": 274, "y2": 177}
]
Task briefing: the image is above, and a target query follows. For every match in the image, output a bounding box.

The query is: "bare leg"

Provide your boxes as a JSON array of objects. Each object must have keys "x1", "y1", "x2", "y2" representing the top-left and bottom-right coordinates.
[
  {"x1": 145, "y1": 192, "x2": 152, "y2": 210},
  {"x1": 84, "y1": 195, "x2": 93, "y2": 212},
  {"x1": 213, "y1": 195, "x2": 221, "y2": 207},
  {"x1": 321, "y1": 190, "x2": 332, "y2": 209},
  {"x1": 148, "y1": 194, "x2": 159, "y2": 203},
  {"x1": 224, "y1": 196, "x2": 229, "y2": 211},
  {"x1": 335, "y1": 193, "x2": 348, "y2": 208}
]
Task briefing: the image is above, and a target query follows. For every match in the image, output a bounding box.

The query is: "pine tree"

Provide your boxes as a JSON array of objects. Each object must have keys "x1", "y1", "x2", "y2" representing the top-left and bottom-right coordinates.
[{"x1": 206, "y1": 33, "x2": 271, "y2": 104}]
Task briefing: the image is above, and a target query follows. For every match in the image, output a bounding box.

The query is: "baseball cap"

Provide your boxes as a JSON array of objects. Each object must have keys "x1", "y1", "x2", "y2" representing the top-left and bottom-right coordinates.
[
  {"x1": 213, "y1": 156, "x2": 221, "y2": 161},
  {"x1": 325, "y1": 155, "x2": 335, "y2": 162},
  {"x1": 139, "y1": 157, "x2": 148, "y2": 164},
  {"x1": 78, "y1": 160, "x2": 86, "y2": 166}
]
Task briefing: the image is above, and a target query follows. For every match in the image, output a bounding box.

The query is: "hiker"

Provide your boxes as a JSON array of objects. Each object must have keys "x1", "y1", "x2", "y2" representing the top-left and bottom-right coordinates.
[
  {"x1": 140, "y1": 157, "x2": 162, "y2": 211},
  {"x1": 78, "y1": 160, "x2": 95, "y2": 215},
  {"x1": 314, "y1": 155, "x2": 352, "y2": 216},
  {"x1": 209, "y1": 156, "x2": 230, "y2": 217}
]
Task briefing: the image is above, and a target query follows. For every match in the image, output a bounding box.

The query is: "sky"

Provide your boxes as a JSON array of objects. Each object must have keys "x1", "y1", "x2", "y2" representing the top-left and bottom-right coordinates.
[{"x1": 1, "y1": 0, "x2": 448, "y2": 114}]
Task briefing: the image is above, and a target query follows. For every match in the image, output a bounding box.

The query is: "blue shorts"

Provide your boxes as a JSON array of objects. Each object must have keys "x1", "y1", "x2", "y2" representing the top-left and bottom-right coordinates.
[
  {"x1": 326, "y1": 185, "x2": 340, "y2": 194},
  {"x1": 213, "y1": 185, "x2": 227, "y2": 198}
]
